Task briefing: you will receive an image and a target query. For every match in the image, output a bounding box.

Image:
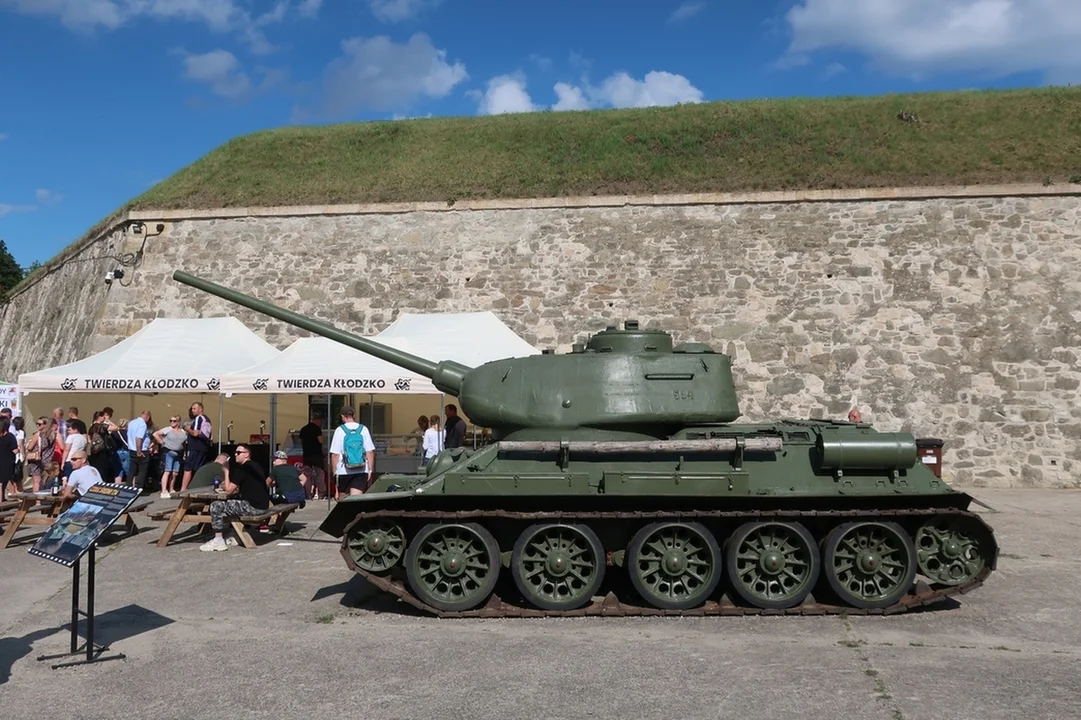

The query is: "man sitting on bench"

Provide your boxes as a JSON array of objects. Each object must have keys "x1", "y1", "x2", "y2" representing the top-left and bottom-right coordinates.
[
  {"x1": 200, "y1": 444, "x2": 270, "y2": 552},
  {"x1": 269, "y1": 450, "x2": 307, "y2": 507}
]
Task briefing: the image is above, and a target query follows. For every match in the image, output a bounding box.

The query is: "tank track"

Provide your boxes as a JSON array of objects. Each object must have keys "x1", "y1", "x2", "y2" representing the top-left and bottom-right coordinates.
[{"x1": 339, "y1": 506, "x2": 996, "y2": 619}]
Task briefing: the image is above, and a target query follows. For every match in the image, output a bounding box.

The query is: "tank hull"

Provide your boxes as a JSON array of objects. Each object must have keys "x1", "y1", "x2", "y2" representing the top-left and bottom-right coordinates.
[{"x1": 321, "y1": 420, "x2": 999, "y2": 617}]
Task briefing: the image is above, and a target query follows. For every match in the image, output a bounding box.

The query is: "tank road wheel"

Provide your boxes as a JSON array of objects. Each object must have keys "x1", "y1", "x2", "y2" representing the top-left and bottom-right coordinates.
[
  {"x1": 914, "y1": 516, "x2": 990, "y2": 586},
  {"x1": 627, "y1": 521, "x2": 722, "y2": 610},
  {"x1": 725, "y1": 521, "x2": 821, "y2": 609},
  {"x1": 823, "y1": 521, "x2": 917, "y2": 609},
  {"x1": 344, "y1": 519, "x2": 406, "y2": 575},
  {"x1": 512, "y1": 523, "x2": 605, "y2": 611},
  {"x1": 405, "y1": 523, "x2": 500, "y2": 612}
]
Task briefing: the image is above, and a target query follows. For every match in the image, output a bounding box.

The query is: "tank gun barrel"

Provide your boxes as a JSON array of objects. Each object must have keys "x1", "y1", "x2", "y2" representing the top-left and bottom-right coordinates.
[{"x1": 172, "y1": 271, "x2": 470, "y2": 393}]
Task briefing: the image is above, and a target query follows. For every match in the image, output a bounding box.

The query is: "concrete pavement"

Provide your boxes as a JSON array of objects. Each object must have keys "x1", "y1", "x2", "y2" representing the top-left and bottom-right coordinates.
[{"x1": 0, "y1": 489, "x2": 1078, "y2": 720}]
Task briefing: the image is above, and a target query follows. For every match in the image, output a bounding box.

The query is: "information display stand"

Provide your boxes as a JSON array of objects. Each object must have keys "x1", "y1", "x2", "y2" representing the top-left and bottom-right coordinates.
[
  {"x1": 28, "y1": 483, "x2": 141, "y2": 670},
  {"x1": 37, "y1": 544, "x2": 126, "y2": 668}
]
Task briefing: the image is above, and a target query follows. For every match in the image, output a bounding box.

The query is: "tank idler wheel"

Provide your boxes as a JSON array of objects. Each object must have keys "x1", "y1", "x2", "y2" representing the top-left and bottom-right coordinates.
[
  {"x1": 914, "y1": 516, "x2": 990, "y2": 586},
  {"x1": 344, "y1": 518, "x2": 406, "y2": 575},
  {"x1": 725, "y1": 520, "x2": 821, "y2": 610},
  {"x1": 511, "y1": 523, "x2": 605, "y2": 611},
  {"x1": 822, "y1": 521, "x2": 917, "y2": 609},
  {"x1": 627, "y1": 521, "x2": 722, "y2": 610},
  {"x1": 405, "y1": 522, "x2": 501, "y2": 612}
]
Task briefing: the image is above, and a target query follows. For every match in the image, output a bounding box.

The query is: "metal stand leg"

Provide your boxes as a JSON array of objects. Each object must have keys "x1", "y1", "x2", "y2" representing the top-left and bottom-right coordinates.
[{"x1": 37, "y1": 545, "x2": 127, "y2": 669}]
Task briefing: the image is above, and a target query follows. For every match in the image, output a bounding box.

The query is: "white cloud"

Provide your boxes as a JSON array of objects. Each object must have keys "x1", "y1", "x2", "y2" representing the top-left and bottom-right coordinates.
[
  {"x1": 0, "y1": 0, "x2": 124, "y2": 29},
  {"x1": 552, "y1": 82, "x2": 589, "y2": 111},
  {"x1": 35, "y1": 188, "x2": 63, "y2": 205},
  {"x1": 0, "y1": 133, "x2": 7, "y2": 142},
  {"x1": 0, "y1": 0, "x2": 293, "y2": 54},
  {"x1": 593, "y1": 70, "x2": 704, "y2": 108},
  {"x1": 297, "y1": 0, "x2": 322, "y2": 17},
  {"x1": 317, "y1": 33, "x2": 467, "y2": 117},
  {"x1": 0, "y1": 203, "x2": 35, "y2": 218},
  {"x1": 529, "y1": 54, "x2": 553, "y2": 71},
  {"x1": 470, "y1": 67, "x2": 704, "y2": 117},
  {"x1": 783, "y1": 0, "x2": 1081, "y2": 81},
  {"x1": 823, "y1": 61, "x2": 846, "y2": 78},
  {"x1": 182, "y1": 49, "x2": 253, "y2": 99},
  {"x1": 368, "y1": 0, "x2": 438, "y2": 23},
  {"x1": 0, "y1": 189, "x2": 63, "y2": 217},
  {"x1": 476, "y1": 75, "x2": 537, "y2": 115},
  {"x1": 669, "y1": 1, "x2": 705, "y2": 22},
  {"x1": 471, "y1": 68, "x2": 703, "y2": 117}
]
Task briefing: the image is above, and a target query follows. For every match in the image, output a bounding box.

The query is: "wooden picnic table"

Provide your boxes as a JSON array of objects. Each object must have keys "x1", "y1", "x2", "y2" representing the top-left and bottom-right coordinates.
[
  {"x1": 0, "y1": 492, "x2": 74, "y2": 549},
  {"x1": 154, "y1": 489, "x2": 223, "y2": 547},
  {"x1": 0, "y1": 491, "x2": 153, "y2": 549},
  {"x1": 153, "y1": 489, "x2": 301, "y2": 549}
]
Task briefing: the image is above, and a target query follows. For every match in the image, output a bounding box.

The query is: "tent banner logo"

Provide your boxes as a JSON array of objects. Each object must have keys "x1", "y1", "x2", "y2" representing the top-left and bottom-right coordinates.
[
  {"x1": 273, "y1": 377, "x2": 406, "y2": 390},
  {"x1": 0, "y1": 383, "x2": 19, "y2": 409},
  {"x1": 71, "y1": 378, "x2": 204, "y2": 391}
]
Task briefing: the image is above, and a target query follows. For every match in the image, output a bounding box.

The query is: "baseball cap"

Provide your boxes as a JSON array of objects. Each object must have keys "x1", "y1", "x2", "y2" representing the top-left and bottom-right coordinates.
[{"x1": 273, "y1": 450, "x2": 288, "y2": 460}]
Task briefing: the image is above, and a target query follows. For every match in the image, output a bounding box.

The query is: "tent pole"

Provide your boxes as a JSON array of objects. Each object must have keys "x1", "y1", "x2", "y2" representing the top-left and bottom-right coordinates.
[
  {"x1": 326, "y1": 395, "x2": 332, "y2": 508},
  {"x1": 270, "y1": 393, "x2": 277, "y2": 453}
]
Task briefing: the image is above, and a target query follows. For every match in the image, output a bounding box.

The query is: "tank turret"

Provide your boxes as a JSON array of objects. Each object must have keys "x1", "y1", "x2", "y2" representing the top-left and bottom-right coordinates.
[{"x1": 172, "y1": 271, "x2": 740, "y2": 438}]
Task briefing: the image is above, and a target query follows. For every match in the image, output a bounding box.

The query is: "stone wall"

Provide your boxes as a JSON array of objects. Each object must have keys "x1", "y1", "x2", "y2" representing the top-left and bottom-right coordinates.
[
  {"x1": 2, "y1": 187, "x2": 1079, "y2": 488},
  {"x1": 0, "y1": 223, "x2": 129, "y2": 377}
]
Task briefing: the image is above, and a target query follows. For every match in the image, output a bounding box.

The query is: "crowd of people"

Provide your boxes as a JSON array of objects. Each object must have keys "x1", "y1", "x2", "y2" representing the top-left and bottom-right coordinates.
[
  {"x1": 1, "y1": 399, "x2": 474, "y2": 534},
  {"x1": 0, "y1": 402, "x2": 217, "y2": 500}
]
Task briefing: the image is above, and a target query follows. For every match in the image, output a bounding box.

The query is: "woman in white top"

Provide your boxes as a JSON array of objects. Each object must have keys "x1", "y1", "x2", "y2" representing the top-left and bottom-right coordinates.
[{"x1": 422, "y1": 415, "x2": 445, "y2": 466}]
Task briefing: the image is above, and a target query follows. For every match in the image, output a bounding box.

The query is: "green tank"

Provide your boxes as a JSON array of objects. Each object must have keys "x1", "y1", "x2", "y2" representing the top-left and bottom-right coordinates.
[{"x1": 173, "y1": 271, "x2": 998, "y2": 617}]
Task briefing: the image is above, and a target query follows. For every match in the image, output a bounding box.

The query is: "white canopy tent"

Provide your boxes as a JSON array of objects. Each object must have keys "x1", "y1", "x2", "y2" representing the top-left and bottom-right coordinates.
[
  {"x1": 18, "y1": 317, "x2": 280, "y2": 393},
  {"x1": 374, "y1": 311, "x2": 541, "y2": 366},
  {"x1": 218, "y1": 336, "x2": 438, "y2": 395}
]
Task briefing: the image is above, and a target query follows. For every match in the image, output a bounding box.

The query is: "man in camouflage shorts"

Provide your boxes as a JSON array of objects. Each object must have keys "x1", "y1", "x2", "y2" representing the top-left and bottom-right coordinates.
[{"x1": 201, "y1": 444, "x2": 271, "y2": 552}]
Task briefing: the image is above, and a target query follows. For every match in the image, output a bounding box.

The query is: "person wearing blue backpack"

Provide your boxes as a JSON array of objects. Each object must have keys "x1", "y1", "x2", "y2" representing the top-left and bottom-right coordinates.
[{"x1": 328, "y1": 406, "x2": 376, "y2": 498}]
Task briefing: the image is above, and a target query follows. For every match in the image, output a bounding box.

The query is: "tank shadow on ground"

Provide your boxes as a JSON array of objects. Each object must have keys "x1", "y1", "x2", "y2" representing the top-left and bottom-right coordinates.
[
  {"x1": 311, "y1": 575, "x2": 431, "y2": 617},
  {"x1": 315, "y1": 570, "x2": 965, "y2": 619}
]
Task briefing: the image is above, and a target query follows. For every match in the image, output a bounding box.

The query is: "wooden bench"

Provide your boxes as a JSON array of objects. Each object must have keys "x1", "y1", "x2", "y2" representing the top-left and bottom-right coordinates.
[
  {"x1": 228, "y1": 503, "x2": 300, "y2": 549},
  {"x1": 113, "y1": 499, "x2": 153, "y2": 536},
  {"x1": 1, "y1": 500, "x2": 65, "y2": 527}
]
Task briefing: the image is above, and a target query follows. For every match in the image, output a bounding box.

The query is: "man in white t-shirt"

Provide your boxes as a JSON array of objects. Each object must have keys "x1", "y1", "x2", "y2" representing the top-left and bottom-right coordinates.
[
  {"x1": 61, "y1": 423, "x2": 88, "y2": 482},
  {"x1": 60, "y1": 451, "x2": 103, "y2": 499},
  {"x1": 328, "y1": 406, "x2": 375, "y2": 498}
]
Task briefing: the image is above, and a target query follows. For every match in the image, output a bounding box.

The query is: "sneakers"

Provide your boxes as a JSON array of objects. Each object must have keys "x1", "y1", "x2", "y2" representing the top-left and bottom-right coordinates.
[
  {"x1": 225, "y1": 536, "x2": 238, "y2": 547},
  {"x1": 200, "y1": 537, "x2": 228, "y2": 552},
  {"x1": 160, "y1": 491, "x2": 171, "y2": 499}
]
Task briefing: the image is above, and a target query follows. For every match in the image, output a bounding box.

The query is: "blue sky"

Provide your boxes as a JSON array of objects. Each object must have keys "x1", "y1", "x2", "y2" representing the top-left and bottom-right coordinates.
[{"x1": 1, "y1": 0, "x2": 1078, "y2": 268}]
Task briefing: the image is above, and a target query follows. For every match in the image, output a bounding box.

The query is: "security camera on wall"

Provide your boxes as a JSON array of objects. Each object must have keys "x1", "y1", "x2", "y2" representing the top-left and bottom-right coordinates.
[{"x1": 104, "y1": 269, "x2": 125, "y2": 285}]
